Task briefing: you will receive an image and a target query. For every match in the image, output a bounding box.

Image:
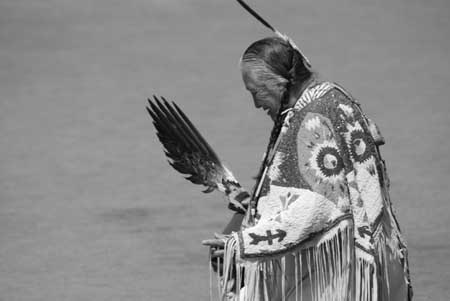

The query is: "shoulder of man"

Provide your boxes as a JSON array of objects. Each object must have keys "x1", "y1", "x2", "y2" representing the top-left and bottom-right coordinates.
[{"x1": 293, "y1": 81, "x2": 385, "y2": 147}]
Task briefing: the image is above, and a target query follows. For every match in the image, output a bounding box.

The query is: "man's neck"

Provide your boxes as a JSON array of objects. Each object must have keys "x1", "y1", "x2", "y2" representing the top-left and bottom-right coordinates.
[{"x1": 286, "y1": 71, "x2": 320, "y2": 108}]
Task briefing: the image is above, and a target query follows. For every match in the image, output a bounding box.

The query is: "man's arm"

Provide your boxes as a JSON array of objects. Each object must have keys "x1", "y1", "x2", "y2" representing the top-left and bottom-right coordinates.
[
  {"x1": 222, "y1": 212, "x2": 245, "y2": 234},
  {"x1": 231, "y1": 187, "x2": 349, "y2": 259}
]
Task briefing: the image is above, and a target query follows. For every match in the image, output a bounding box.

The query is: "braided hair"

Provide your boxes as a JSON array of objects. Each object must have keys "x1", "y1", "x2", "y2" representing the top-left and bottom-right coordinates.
[{"x1": 240, "y1": 37, "x2": 313, "y2": 214}]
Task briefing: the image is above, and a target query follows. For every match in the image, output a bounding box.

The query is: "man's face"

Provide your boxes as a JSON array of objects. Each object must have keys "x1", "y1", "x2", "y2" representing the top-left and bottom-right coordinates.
[{"x1": 243, "y1": 70, "x2": 282, "y2": 121}]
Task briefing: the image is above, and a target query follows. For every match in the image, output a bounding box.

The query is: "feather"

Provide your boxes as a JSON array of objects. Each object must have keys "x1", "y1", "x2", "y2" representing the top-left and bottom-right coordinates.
[
  {"x1": 147, "y1": 96, "x2": 239, "y2": 193},
  {"x1": 236, "y1": 0, "x2": 276, "y2": 32},
  {"x1": 234, "y1": 0, "x2": 311, "y2": 67}
]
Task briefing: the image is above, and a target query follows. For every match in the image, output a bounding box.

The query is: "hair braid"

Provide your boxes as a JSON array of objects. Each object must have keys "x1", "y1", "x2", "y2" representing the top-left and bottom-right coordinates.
[{"x1": 242, "y1": 37, "x2": 313, "y2": 214}]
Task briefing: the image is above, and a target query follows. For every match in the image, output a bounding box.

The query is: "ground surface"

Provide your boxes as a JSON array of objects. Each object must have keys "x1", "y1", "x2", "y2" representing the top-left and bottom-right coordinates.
[{"x1": 1, "y1": 0, "x2": 449, "y2": 300}]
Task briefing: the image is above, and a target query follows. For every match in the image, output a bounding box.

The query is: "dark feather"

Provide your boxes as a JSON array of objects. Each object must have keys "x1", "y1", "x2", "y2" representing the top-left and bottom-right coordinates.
[
  {"x1": 146, "y1": 96, "x2": 228, "y2": 192},
  {"x1": 235, "y1": 0, "x2": 277, "y2": 33}
]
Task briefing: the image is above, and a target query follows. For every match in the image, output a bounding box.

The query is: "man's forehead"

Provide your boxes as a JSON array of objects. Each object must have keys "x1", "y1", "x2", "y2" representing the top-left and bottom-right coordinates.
[
  {"x1": 243, "y1": 66, "x2": 265, "y2": 81},
  {"x1": 242, "y1": 69, "x2": 261, "y2": 88}
]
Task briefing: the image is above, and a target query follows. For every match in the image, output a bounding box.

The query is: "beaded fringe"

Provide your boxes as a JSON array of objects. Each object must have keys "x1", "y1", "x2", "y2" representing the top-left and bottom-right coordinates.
[
  {"x1": 213, "y1": 220, "x2": 355, "y2": 301},
  {"x1": 355, "y1": 248, "x2": 378, "y2": 301}
]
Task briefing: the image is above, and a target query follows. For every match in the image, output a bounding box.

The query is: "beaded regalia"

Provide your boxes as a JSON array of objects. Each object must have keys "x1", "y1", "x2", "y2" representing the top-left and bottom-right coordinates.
[
  {"x1": 219, "y1": 81, "x2": 412, "y2": 301},
  {"x1": 146, "y1": 1, "x2": 413, "y2": 300},
  {"x1": 218, "y1": 1, "x2": 412, "y2": 300}
]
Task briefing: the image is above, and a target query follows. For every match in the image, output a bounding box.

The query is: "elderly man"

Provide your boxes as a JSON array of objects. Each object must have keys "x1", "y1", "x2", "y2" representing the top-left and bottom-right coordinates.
[{"x1": 203, "y1": 35, "x2": 412, "y2": 301}]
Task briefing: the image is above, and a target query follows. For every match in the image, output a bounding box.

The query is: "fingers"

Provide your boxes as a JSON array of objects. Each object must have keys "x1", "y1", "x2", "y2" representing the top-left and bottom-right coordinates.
[
  {"x1": 241, "y1": 197, "x2": 250, "y2": 206},
  {"x1": 211, "y1": 249, "x2": 224, "y2": 258},
  {"x1": 201, "y1": 238, "x2": 225, "y2": 247},
  {"x1": 202, "y1": 235, "x2": 225, "y2": 259}
]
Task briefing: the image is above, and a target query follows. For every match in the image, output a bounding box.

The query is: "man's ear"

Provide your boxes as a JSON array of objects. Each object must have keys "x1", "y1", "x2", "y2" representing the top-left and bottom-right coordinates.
[{"x1": 275, "y1": 78, "x2": 289, "y2": 95}]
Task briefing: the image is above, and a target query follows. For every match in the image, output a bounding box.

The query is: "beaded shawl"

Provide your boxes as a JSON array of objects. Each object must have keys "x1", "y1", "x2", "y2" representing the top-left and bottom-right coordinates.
[{"x1": 216, "y1": 81, "x2": 412, "y2": 301}]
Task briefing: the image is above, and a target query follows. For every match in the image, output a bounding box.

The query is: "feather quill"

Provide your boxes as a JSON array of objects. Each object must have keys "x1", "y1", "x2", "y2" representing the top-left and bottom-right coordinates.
[{"x1": 235, "y1": 0, "x2": 311, "y2": 67}]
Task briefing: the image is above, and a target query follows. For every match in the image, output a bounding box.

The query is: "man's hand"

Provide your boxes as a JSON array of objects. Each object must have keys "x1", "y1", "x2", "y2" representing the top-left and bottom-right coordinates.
[
  {"x1": 202, "y1": 233, "x2": 229, "y2": 274},
  {"x1": 222, "y1": 181, "x2": 250, "y2": 214},
  {"x1": 202, "y1": 233, "x2": 228, "y2": 258}
]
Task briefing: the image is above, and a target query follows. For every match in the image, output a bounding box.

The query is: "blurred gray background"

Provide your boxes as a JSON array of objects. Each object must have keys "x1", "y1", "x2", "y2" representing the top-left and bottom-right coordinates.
[{"x1": 1, "y1": 0, "x2": 449, "y2": 300}]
